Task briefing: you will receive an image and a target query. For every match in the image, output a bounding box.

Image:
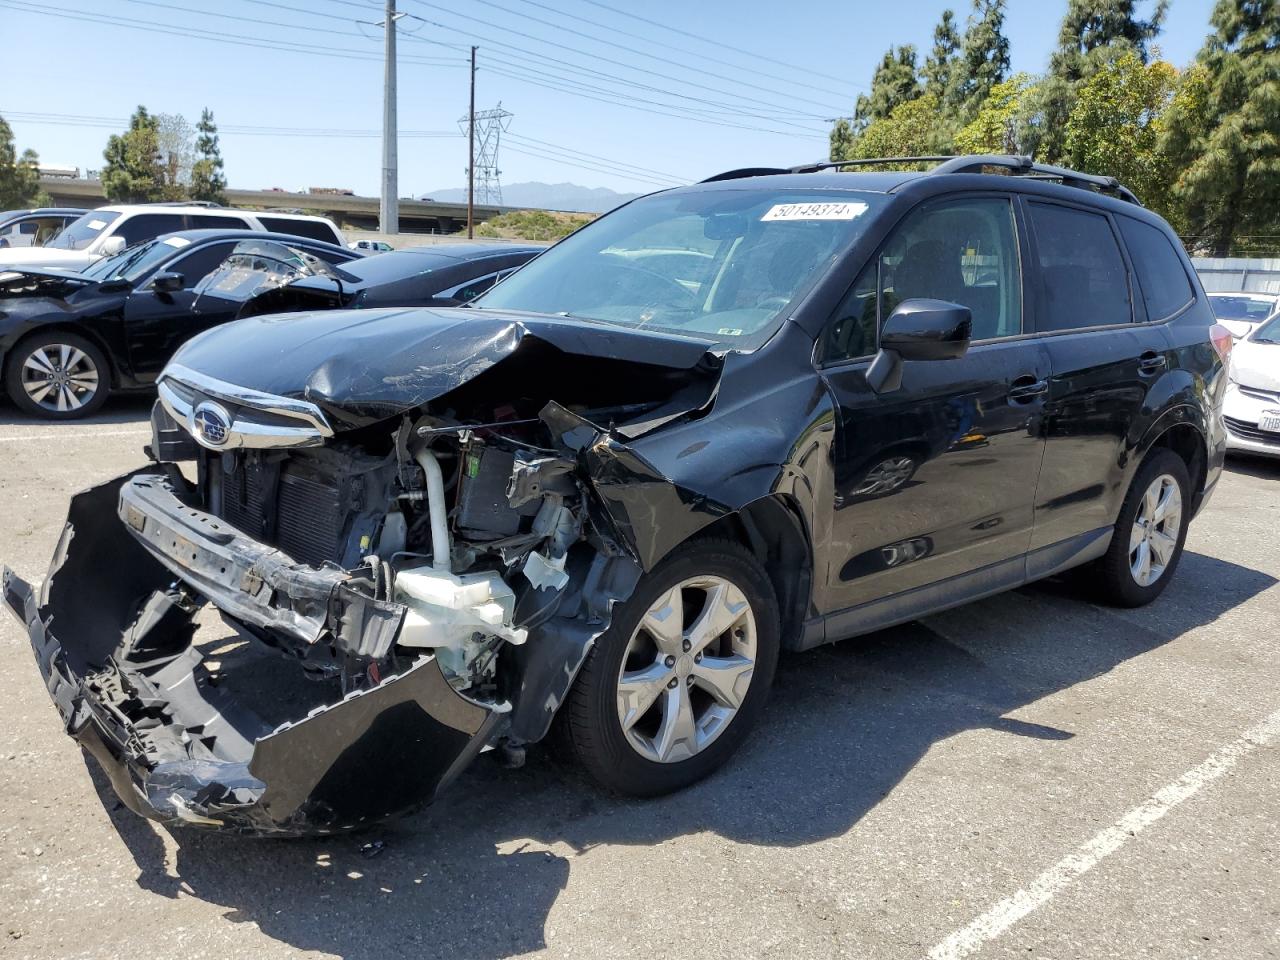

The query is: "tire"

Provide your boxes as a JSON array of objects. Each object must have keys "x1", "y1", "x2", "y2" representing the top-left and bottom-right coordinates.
[
  {"x1": 560, "y1": 538, "x2": 780, "y2": 797},
  {"x1": 1088, "y1": 449, "x2": 1191, "y2": 607},
  {"x1": 5, "y1": 331, "x2": 109, "y2": 419}
]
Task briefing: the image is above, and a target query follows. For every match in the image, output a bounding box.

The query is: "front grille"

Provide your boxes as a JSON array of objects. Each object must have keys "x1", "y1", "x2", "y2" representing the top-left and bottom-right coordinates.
[
  {"x1": 218, "y1": 456, "x2": 347, "y2": 567},
  {"x1": 1223, "y1": 415, "x2": 1280, "y2": 446}
]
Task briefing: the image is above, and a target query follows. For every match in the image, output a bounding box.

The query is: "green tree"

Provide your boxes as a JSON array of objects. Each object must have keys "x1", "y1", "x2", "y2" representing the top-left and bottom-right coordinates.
[
  {"x1": 1036, "y1": 0, "x2": 1168, "y2": 161},
  {"x1": 924, "y1": 9, "x2": 962, "y2": 100},
  {"x1": 849, "y1": 94, "x2": 950, "y2": 162},
  {"x1": 0, "y1": 114, "x2": 41, "y2": 209},
  {"x1": 189, "y1": 108, "x2": 227, "y2": 205},
  {"x1": 951, "y1": 0, "x2": 1011, "y2": 117},
  {"x1": 954, "y1": 73, "x2": 1039, "y2": 154},
  {"x1": 1161, "y1": 0, "x2": 1280, "y2": 256},
  {"x1": 854, "y1": 45, "x2": 923, "y2": 131},
  {"x1": 1064, "y1": 52, "x2": 1179, "y2": 219},
  {"x1": 101, "y1": 106, "x2": 165, "y2": 203}
]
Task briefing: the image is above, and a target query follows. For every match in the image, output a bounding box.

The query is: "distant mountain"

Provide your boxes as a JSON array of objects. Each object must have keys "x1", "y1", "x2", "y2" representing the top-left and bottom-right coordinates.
[{"x1": 422, "y1": 181, "x2": 643, "y2": 213}]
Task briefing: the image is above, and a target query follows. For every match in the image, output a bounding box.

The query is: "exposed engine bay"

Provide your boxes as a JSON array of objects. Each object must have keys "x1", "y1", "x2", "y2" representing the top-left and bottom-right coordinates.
[{"x1": 2, "y1": 317, "x2": 731, "y2": 834}]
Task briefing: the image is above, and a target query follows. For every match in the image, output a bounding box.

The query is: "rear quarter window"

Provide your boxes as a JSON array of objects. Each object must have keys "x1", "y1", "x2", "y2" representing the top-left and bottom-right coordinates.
[
  {"x1": 1028, "y1": 202, "x2": 1132, "y2": 332},
  {"x1": 1116, "y1": 217, "x2": 1195, "y2": 321},
  {"x1": 259, "y1": 217, "x2": 340, "y2": 245}
]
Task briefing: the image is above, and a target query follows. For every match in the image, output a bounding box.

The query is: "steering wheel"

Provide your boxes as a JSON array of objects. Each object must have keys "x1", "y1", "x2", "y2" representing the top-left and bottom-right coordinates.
[
  {"x1": 597, "y1": 255, "x2": 699, "y2": 305},
  {"x1": 756, "y1": 295, "x2": 792, "y2": 312}
]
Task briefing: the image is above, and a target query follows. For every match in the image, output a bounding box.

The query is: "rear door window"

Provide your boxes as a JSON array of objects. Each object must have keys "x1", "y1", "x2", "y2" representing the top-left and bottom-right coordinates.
[
  {"x1": 1116, "y1": 216, "x2": 1195, "y2": 321},
  {"x1": 258, "y1": 217, "x2": 340, "y2": 245},
  {"x1": 115, "y1": 213, "x2": 187, "y2": 247},
  {"x1": 193, "y1": 214, "x2": 254, "y2": 230},
  {"x1": 1028, "y1": 202, "x2": 1132, "y2": 331}
]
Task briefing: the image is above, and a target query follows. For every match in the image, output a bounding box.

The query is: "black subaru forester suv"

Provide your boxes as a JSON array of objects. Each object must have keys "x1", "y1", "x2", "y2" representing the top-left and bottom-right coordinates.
[{"x1": 5, "y1": 155, "x2": 1230, "y2": 835}]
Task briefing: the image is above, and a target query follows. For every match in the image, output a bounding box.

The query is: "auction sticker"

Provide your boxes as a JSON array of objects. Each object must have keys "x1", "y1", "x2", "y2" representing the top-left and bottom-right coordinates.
[{"x1": 762, "y1": 202, "x2": 867, "y2": 221}]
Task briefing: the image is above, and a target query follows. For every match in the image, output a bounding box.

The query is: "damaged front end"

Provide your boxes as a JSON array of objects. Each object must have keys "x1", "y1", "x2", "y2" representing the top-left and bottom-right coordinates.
[{"x1": 6, "y1": 312, "x2": 726, "y2": 834}]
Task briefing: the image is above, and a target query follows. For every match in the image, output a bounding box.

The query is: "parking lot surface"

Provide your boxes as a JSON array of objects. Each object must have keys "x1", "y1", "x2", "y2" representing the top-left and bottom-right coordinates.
[{"x1": 1, "y1": 399, "x2": 1277, "y2": 960}]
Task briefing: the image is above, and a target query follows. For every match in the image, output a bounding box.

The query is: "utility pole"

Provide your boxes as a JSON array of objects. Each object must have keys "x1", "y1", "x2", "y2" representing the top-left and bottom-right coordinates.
[
  {"x1": 379, "y1": 0, "x2": 399, "y2": 235},
  {"x1": 467, "y1": 45, "x2": 477, "y2": 239}
]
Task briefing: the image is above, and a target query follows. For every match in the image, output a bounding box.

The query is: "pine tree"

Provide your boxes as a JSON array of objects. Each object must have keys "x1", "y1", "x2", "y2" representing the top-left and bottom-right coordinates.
[
  {"x1": 951, "y1": 0, "x2": 1011, "y2": 118},
  {"x1": 190, "y1": 108, "x2": 227, "y2": 205},
  {"x1": 924, "y1": 10, "x2": 962, "y2": 100},
  {"x1": 853, "y1": 46, "x2": 923, "y2": 132},
  {"x1": 0, "y1": 114, "x2": 41, "y2": 210},
  {"x1": 1160, "y1": 0, "x2": 1280, "y2": 255},
  {"x1": 101, "y1": 106, "x2": 164, "y2": 203}
]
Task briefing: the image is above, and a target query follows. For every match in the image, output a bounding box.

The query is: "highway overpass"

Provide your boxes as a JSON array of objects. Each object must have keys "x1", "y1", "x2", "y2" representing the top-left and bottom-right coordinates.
[{"x1": 37, "y1": 178, "x2": 514, "y2": 235}]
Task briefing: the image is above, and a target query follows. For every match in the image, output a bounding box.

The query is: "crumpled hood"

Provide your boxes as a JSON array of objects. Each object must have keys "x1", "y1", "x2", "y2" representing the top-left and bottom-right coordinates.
[
  {"x1": 0, "y1": 246, "x2": 94, "y2": 271},
  {"x1": 168, "y1": 306, "x2": 717, "y2": 428},
  {"x1": 1232, "y1": 337, "x2": 1280, "y2": 392}
]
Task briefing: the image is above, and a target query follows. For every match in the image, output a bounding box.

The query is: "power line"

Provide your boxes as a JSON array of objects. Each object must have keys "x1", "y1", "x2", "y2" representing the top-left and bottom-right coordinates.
[
  {"x1": 480, "y1": 62, "x2": 824, "y2": 139},
  {"x1": 3, "y1": 111, "x2": 461, "y2": 138},
  {"x1": 501, "y1": 144, "x2": 672, "y2": 190},
  {"x1": 404, "y1": 0, "x2": 834, "y2": 126},
  {"x1": 491, "y1": 0, "x2": 853, "y2": 112},
  {"x1": 0, "y1": 1, "x2": 463, "y2": 66},
  {"x1": 577, "y1": 0, "x2": 865, "y2": 91},
  {"x1": 504, "y1": 132, "x2": 689, "y2": 183}
]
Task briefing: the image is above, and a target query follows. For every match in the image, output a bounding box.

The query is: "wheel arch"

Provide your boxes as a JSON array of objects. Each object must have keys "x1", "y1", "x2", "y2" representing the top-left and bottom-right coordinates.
[
  {"x1": 1136, "y1": 409, "x2": 1208, "y2": 516},
  {"x1": 687, "y1": 494, "x2": 814, "y2": 652}
]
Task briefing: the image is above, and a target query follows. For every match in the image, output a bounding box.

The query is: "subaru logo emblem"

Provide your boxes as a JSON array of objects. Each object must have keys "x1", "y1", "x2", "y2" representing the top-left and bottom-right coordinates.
[{"x1": 192, "y1": 401, "x2": 231, "y2": 447}]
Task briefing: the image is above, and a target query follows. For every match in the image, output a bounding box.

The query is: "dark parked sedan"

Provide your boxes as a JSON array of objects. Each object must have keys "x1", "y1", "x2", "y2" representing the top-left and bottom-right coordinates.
[
  {"x1": 0, "y1": 230, "x2": 359, "y2": 418},
  {"x1": 194, "y1": 240, "x2": 545, "y2": 318}
]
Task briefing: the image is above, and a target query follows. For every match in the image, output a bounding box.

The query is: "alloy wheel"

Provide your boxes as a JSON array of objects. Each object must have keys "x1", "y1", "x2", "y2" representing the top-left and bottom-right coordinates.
[
  {"x1": 615, "y1": 575, "x2": 758, "y2": 764},
  {"x1": 1129, "y1": 473, "x2": 1182, "y2": 587},
  {"x1": 20, "y1": 343, "x2": 101, "y2": 413}
]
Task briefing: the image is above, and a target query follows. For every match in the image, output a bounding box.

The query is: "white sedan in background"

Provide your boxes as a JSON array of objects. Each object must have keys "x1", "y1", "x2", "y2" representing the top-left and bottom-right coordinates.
[
  {"x1": 1207, "y1": 291, "x2": 1280, "y2": 338},
  {"x1": 1223, "y1": 311, "x2": 1280, "y2": 459}
]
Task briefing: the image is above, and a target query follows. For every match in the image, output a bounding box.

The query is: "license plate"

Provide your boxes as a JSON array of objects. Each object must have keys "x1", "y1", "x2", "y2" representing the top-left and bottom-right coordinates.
[{"x1": 1260, "y1": 410, "x2": 1280, "y2": 433}]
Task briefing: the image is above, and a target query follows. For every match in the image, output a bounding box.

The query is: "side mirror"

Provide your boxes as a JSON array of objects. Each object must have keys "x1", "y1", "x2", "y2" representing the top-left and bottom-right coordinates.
[
  {"x1": 152, "y1": 271, "x2": 185, "y2": 293},
  {"x1": 100, "y1": 236, "x2": 127, "y2": 257},
  {"x1": 866, "y1": 298, "x2": 972, "y2": 394}
]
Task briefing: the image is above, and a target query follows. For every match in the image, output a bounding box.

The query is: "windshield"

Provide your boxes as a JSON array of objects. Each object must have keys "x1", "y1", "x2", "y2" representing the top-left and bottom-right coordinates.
[
  {"x1": 46, "y1": 211, "x2": 121, "y2": 250},
  {"x1": 1253, "y1": 312, "x2": 1280, "y2": 343},
  {"x1": 1208, "y1": 294, "x2": 1277, "y2": 322},
  {"x1": 475, "y1": 188, "x2": 886, "y2": 350},
  {"x1": 79, "y1": 235, "x2": 191, "y2": 282}
]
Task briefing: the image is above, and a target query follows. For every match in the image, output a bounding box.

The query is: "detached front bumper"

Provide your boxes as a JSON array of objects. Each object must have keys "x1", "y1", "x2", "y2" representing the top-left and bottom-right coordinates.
[{"x1": 4, "y1": 472, "x2": 502, "y2": 835}]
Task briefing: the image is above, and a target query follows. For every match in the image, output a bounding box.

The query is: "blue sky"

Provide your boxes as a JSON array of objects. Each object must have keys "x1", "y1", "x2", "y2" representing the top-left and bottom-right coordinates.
[{"x1": 2, "y1": 0, "x2": 1215, "y2": 198}]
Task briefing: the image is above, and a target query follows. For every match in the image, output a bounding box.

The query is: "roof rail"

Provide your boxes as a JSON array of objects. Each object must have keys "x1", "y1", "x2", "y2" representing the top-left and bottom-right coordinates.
[
  {"x1": 700, "y1": 154, "x2": 1142, "y2": 205},
  {"x1": 145, "y1": 200, "x2": 224, "y2": 208},
  {"x1": 931, "y1": 154, "x2": 1142, "y2": 205},
  {"x1": 789, "y1": 156, "x2": 956, "y2": 174}
]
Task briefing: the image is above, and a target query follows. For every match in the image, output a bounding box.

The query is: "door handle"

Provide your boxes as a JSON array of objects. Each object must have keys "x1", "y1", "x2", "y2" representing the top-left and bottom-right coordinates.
[
  {"x1": 1008, "y1": 375, "x2": 1048, "y2": 404},
  {"x1": 1138, "y1": 352, "x2": 1167, "y2": 376}
]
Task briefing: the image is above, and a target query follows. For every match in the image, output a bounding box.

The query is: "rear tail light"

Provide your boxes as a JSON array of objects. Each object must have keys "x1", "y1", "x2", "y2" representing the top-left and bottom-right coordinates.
[{"x1": 1210, "y1": 323, "x2": 1233, "y2": 365}]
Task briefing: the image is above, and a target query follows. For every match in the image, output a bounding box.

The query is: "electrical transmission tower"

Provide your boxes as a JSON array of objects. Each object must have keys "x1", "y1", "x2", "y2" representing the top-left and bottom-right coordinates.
[{"x1": 459, "y1": 103, "x2": 513, "y2": 206}]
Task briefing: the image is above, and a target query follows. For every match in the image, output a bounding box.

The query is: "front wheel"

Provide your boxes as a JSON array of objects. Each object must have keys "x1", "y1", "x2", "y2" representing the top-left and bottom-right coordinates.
[
  {"x1": 1088, "y1": 449, "x2": 1191, "y2": 607},
  {"x1": 5, "y1": 331, "x2": 109, "y2": 419},
  {"x1": 560, "y1": 538, "x2": 780, "y2": 797}
]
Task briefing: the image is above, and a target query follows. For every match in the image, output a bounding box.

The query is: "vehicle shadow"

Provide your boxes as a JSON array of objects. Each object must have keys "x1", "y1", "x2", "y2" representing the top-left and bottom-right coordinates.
[
  {"x1": 89, "y1": 550, "x2": 1274, "y2": 960},
  {"x1": 0, "y1": 393, "x2": 153, "y2": 426},
  {"x1": 1224, "y1": 453, "x2": 1280, "y2": 481}
]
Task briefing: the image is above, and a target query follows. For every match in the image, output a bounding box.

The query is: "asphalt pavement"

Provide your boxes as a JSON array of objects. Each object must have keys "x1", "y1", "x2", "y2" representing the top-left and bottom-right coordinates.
[{"x1": 1, "y1": 396, "x2": 1277, "y2": 960}]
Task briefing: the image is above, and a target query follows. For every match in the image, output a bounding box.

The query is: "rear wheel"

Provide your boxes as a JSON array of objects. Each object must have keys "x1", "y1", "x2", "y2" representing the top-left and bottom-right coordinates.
[
  {"x1": 560, "y1": 539, "x2": 779, "y2": 796},
  {"x1": 5, "y1": 331, "x2": 109, "y2": 419},
  {"x1": 1089, "y1": 449, "x2": 1190, "y2": 607}
]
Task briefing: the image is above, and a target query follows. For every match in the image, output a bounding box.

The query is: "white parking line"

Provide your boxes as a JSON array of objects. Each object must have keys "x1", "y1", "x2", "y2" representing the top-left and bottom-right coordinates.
[
  {"x1": 926, "y1": 707, "x2": 1280, "y2": 960},
  {"x1": 0, "y1": 428, "x2": 150, "y2": 443}
]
